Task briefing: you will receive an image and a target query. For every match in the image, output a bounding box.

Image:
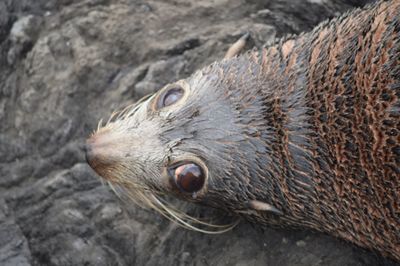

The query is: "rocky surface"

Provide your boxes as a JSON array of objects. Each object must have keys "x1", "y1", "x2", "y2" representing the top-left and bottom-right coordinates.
[{"x1": 0, "y1": 0, "x2": 398, "y2": 265}]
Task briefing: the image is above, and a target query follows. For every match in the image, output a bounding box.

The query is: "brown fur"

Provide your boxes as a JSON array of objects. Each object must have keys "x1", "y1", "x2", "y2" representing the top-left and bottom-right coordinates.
[{"x1": 86, "y1": 0, "x2": 400, "y2": 261}]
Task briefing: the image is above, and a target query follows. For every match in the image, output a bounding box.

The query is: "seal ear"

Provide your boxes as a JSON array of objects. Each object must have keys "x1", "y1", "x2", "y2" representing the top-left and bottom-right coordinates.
[{"x1": 248, "y1": 200, "x2": 282, "y2": 215}]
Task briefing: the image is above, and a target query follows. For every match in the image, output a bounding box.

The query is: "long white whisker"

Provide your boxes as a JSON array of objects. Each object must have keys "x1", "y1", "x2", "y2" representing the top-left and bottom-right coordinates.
[
  {"x1": 156, "y1": 196, "x2": 237, "y2": 228},
  {"x1": 151, "y1": 195, "x2": 239, "y2": 234}
]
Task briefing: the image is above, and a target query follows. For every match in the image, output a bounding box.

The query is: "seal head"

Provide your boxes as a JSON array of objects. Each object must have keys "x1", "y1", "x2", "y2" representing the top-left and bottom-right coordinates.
[{"x1": 86, "y1": 57, "x2": 276, "y2": 214}]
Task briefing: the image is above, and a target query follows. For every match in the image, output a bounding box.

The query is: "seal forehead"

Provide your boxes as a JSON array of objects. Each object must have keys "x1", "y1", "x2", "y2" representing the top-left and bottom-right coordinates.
[{"x1": 159, "y1": 70, "x2": 243, "y2": 150}]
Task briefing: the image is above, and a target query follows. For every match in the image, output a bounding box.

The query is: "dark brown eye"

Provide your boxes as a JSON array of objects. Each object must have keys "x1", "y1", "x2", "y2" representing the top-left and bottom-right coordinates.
[
  {"x1": 157, "y1": 86, "x2": 184, "y2": 109},
  {"x1": 170, "y1": 163, "x2": 205, "y2": 193}
]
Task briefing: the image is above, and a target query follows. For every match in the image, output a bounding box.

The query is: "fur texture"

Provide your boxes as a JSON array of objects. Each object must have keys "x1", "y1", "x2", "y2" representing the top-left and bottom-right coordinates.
[{"x1": 87, "y1": 0, "x2": 400, "y2": 261}]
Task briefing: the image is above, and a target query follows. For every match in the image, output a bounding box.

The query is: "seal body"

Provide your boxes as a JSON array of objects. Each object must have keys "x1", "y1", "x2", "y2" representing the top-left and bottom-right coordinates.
[{"x1": 86, "y1": 0, "x2": 400, "y2": 261}]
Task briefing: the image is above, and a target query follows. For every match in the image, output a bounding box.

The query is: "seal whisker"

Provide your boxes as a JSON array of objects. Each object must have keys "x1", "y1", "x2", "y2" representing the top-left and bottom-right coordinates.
[
  {"x1": 107, "y1": 181, "x2": 124, "y2": 200},
  {"x1": 106, "y1": 111, "x2": 119, "y2": 126},
  {"x1": 96, "y1": 118, "x2": 104, "y2": 132},
  {"x1": 156, "y1": 196, "x2": 240, "y2": 228},
  {"x1": 116, "y1": 103, "x2": 136, "y2": 120},
  {"x1": 123, "y1": 104, "x2": 142, "y2": 120},
  {"x1": 150, "y1": 195, "x2": 239, "y2": 234},
  {"x1": 112, "y1": 179, "x2": 239, "y2": 234},
  {"x1": 123, "y1": 94, "x2": 154, "y2": 120}
]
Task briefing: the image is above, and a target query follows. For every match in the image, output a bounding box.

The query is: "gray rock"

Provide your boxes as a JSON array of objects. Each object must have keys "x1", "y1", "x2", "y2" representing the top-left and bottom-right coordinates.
[
  {"x1": 0, "y1": 0, "x2": 397, "y2": 265},
  {"x1": 7, "y1": 15, "x2": 42, "y2": 65},
  {"x1": 0, "y1": 199, "x2": 32, "y2": 266}
]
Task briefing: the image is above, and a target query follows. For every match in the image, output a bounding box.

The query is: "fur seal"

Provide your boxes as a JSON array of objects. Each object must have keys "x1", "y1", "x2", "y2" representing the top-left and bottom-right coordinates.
[{"x1": 85, "y1": 0, "x2": 400, "y2": 261}]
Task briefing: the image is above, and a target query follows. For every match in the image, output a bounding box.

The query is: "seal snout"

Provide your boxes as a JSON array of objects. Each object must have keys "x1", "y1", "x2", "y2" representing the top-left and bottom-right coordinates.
[{"x1": 85, "y1": 130, "x2": 121, "y2": 180}]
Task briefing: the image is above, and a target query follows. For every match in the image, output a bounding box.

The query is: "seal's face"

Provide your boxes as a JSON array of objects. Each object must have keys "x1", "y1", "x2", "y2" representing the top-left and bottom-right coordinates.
[{"x1": 86, "y1": 56, "x2": 267, "y2": 212}]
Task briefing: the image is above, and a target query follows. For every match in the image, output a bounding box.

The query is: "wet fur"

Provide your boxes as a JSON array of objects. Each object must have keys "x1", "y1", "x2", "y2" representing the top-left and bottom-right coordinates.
[{"x1": 91, "y1": 0, "x2": 400, "y2": 261}]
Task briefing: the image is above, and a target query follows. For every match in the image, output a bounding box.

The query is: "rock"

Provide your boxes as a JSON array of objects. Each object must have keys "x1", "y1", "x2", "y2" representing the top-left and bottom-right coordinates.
[
  {"x1": 296, "y1": 240, "x2": 307, "y2": 247},
  {"x1": 134, "y1": 57, "x2": 187, "y2": 98},
  {"x1": 8, "y1": 15, "x2": 41, "y2": 65},
  {"x1": 0, "y1": 0, "x2": 398, "y2": 265},
  {"x1": 0, "y1": 199, "x2": 32, "y2": 266}
]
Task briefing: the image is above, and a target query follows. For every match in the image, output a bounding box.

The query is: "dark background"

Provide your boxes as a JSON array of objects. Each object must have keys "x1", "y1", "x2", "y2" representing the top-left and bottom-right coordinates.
[{"x1": 1, "y1": 0, "x2": 398, "y2": 265}]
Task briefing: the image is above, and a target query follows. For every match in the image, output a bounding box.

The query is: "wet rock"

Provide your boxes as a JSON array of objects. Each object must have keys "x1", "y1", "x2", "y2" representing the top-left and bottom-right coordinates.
[{"x1": 0, "y1": 0, "x2": 398, "y2": 265}]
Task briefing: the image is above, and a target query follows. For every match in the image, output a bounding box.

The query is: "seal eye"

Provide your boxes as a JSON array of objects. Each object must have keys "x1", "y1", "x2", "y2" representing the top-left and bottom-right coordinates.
[
  {"x1": 169, "y1": 163, "x2": 205, "y2": 193},
  {"x1": 157, "y1": 86, "x2": 184, "y2": 109}
]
